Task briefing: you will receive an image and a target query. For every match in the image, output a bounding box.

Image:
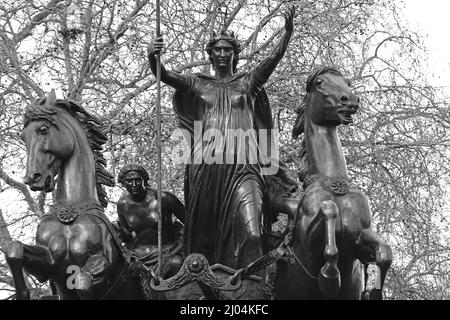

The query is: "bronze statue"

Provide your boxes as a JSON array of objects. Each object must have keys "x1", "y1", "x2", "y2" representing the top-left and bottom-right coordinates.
[
  {"x1": 114, "y1": 163, "x2": 185, "y2": 279},
  {"x1": 148, "y1": 7, "x2": 296, "y2": 273},
  {"x1": 6, "y1": 91, "x2": 152, "y2": 299},
  {"x1": 274, "y1": 67, "x2": 392, "y2": 299}
]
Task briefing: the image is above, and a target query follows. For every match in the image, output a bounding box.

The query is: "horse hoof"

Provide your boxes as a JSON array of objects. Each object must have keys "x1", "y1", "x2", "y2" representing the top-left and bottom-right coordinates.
[{"x1": 319, "y1": 265, "x2": 341, "y2": 298}]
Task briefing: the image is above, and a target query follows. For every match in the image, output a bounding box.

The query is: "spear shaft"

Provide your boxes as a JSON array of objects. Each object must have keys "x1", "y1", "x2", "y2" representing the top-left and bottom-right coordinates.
[{"x1": 155, "y1": 0, "x2": 163, "y2": 280}]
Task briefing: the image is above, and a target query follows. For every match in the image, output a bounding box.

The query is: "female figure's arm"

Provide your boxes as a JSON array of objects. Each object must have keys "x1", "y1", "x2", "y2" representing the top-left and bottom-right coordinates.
[
  {"x1": 248, "y1": 7, "x2": 295, "y2": 92},
  {"x1": 148, "y1": 36, "x2": 196, "y2": 94}
]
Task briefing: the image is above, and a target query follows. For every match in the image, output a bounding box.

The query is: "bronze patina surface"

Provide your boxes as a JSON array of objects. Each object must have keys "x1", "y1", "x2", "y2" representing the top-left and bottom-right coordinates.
[
  {"x1": 275, "y1": 67, "x2": 393, "y2": 299},
  {"x1": 148, "y1": 7, "x2": 296, "y2": 273},
  {"x1": 6, "y1": 92, "x2": 151, "y2": 299},
  {"x1": 115, "y1": 163, "x2": 185, "y2": 279}
]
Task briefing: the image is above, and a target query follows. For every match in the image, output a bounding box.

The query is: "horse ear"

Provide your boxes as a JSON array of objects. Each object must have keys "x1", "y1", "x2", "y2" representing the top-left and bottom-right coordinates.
[{"x1": 46, "y1": 89, "x2": 57, "y2": 106}]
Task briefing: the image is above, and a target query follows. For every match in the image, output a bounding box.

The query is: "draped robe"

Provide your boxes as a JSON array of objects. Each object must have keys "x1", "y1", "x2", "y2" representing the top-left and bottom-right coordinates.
[{"x1": 173, "y1": 72, "x2": 296, "y2": 268}]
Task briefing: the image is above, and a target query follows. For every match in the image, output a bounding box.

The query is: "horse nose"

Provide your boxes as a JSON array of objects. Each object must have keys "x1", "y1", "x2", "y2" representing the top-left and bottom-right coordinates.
[
  {"x1": 342, "y1": 94, "x2": 360, "y2": 108},
  {"x1": 23, "y1": 176, "x2": 32, "y2": 185}
]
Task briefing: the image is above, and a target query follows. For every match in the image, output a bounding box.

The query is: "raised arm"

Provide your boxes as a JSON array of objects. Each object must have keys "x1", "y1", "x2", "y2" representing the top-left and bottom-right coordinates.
[
  {"x1": 162, "y1": 191, "x2": 185, "y2": 224},
  {"x1": 148, "y1": 36, "x2": 196, "y2": 94},
  {"x1": 249, "y1": 7, "x2": 295, "y2": 91}
]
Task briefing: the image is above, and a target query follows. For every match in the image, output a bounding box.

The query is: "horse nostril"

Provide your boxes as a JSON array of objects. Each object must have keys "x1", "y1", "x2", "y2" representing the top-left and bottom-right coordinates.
[{"x1": 31, "y1": 172, "x2": 42, "y2": 183}]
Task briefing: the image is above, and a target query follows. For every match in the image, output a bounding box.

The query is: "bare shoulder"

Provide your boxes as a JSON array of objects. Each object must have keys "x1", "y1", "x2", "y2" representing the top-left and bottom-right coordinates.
[
  {"x1": 145, "y1": 187, "x2": 158, "y2": 200},
  {"x1": 146, "y1": 188, "x2": 178, "y2": 202},
  {"x1": 117, "y1": 194, "x2": 131, "y2": 206},
  {"x1": 117, "y1": 194, "x2": 133, "y2": 214}
]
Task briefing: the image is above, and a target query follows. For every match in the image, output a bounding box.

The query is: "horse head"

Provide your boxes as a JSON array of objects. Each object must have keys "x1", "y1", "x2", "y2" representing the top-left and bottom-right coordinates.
[
  {"x1": 21, "y1": 90, "x2": 74, "y2": 192},
  {"x1": 293, "y1": 66, "x2": 360, "y2": 139}
]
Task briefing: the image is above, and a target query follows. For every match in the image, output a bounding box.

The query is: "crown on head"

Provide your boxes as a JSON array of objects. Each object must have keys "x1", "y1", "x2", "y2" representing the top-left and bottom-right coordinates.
[
  {"x1": 207, "y1": 30, "x2": 241, "y2": 53},
  {"x1": 210, "y1": 30, "x2": 237, "y2": 41}
]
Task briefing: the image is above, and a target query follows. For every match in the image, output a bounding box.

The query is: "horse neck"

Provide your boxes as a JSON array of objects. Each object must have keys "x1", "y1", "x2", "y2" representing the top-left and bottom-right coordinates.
[
  {"x1": 55, "y1": 115, "x2": 98, "y2": 205},
  {"x1": 305, "y1": 115, "x2": 349, "y2": 178}
]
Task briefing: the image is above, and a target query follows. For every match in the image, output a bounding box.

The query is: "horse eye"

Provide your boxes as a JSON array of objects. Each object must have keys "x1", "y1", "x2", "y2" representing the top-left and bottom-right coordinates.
[
  {"x1": 38, "y1": 125, "x2": 49, "y2": 135},
  {"x1": 315, "y1": 78, "x2": 323, "y2": 85}
]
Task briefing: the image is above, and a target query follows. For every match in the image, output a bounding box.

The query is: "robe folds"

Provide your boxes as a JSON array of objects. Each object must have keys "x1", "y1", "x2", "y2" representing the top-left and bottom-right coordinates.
[{"x1": 173, "y1": 72, "x2": 297, "y2": 268}]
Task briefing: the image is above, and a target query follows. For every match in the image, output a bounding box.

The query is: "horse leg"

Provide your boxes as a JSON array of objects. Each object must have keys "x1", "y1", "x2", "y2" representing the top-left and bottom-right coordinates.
[
  {"x1": 356, "y1": 228, "x2": 393, "y2": 300},
  {"x1": 6, "y1": 241, "x2": 54, "y2": 300},
  {"x1": 6, "y1": 241, "x2": 29, "y2": 300},
  {"x1": 318, "y1": 200, "x2": 341, "y2": 298},
  {"x1": 75, "y1": 253, "x2": 108, "y2": 299}
]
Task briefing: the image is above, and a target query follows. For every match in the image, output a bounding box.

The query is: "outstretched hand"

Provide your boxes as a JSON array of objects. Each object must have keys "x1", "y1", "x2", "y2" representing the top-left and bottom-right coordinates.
[
  {"x1": 148, "y1": 36, "x2": 164, "y2": 57},
  {"x1": 284, "y1": 6, "x2": 295, "y2": 33}
]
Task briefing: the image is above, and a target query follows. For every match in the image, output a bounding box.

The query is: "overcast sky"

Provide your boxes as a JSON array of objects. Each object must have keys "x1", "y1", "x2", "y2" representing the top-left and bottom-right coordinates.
[{"x1": 402, "y1": 0, "x2": 450, "y2": 92}]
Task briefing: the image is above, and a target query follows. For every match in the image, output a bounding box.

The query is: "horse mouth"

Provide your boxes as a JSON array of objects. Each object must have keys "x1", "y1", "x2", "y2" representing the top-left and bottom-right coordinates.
[
  {"x1": 337, "y1": 107, "x2": 358, "y2": 124},
  {"x1": 44, "y1": 175, "x2": 55, "y2": 192},
  {"x1": 29, "y1": 174, "x2": 56, "y2": 192}
]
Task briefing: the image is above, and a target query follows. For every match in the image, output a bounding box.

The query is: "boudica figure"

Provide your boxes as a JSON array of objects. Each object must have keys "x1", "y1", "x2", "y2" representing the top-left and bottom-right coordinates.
[
  {"x1": 115, "y1": 163, "x2": 185, "y2": 279},
  {"x1": 148, "y1": 7, "x2": 297, "y2": 271}
]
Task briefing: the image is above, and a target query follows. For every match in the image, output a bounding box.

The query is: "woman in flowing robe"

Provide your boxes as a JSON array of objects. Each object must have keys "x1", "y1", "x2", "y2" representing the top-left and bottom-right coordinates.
[{"x1": 148, "y1": 7, "x2": 296, "y2": 270}]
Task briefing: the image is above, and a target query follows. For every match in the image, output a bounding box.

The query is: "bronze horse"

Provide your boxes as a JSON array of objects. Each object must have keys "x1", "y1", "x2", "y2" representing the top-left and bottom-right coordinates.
[
  {"x1": 274, "y1": 67, "x2": 392, "y2": 299},
  {"x1": 6, "y1": 91, "x2": 151, "y2": 299}
]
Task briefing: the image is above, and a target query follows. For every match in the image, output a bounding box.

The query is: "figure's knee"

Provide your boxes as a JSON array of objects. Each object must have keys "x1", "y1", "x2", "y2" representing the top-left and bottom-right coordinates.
[
  {"x1": 236, "y1": 178, "x2": 263, "y2": 200},
  {"x1": 238, "y1": 199, "x2": 263, "y2": 233},
  {"x1": 170, "y1": 255, "x2": 184, "y2": 269},
  {"x1": 246, "y1": 229, "x2": 261, "y2": 244},
  {"x1": 7, "y1": 241, "x2": 24, "y2": 261},
  {"x1": 164, "y1": 255, "x2": 183, "y2": 279}
]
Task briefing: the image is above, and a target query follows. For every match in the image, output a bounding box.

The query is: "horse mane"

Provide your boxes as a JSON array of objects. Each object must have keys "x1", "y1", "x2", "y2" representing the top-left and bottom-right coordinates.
[
  {"x1": 292, "y1": 66, "x2": 344, "y2": 183},
  {"x1": 24, "y1": 97, "x2": 115, "y2": 207}
]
